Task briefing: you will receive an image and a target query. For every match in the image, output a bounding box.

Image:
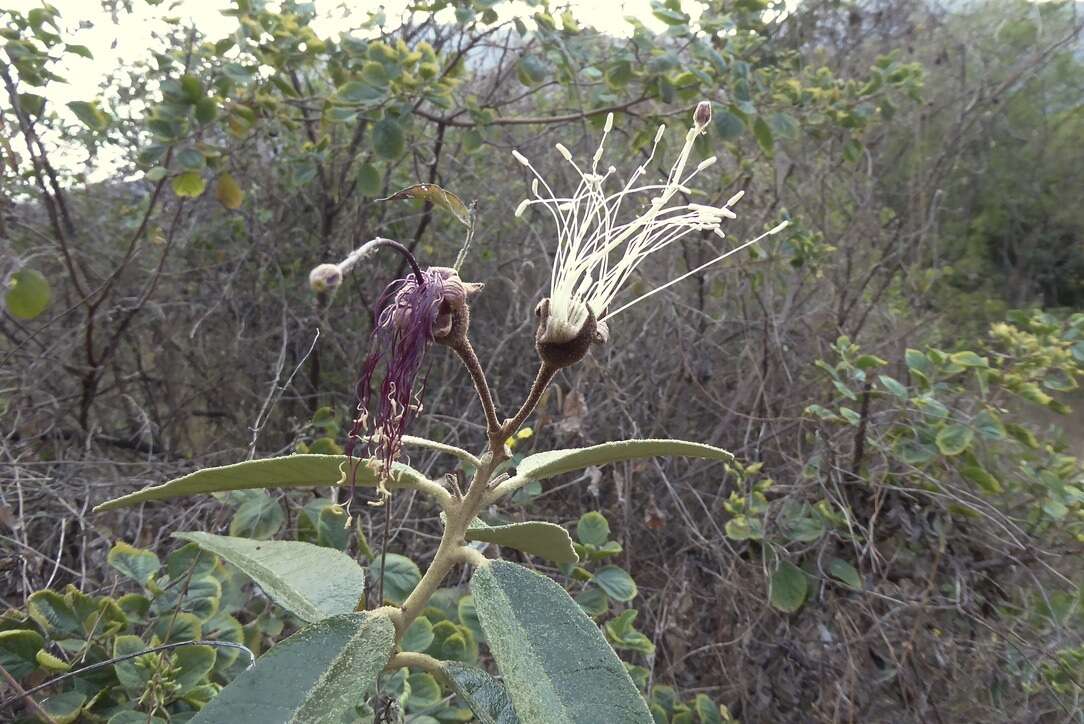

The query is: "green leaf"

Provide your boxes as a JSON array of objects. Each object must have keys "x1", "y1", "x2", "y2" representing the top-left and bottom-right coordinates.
[
  {"x1": 443, "y1": 661, "x2": 520, "y2": 724},
  {"x1": 516, "y1": 55, "x2": 547, "y2": 86},
  {"x1": 27, "y1": 590, "x2": 81, "y2": 637},
  {"x1": 19, "y1": 92, "x2": 45, "y2": 116},
  {"x1": 576, "y1": 511, "x2": 610, "y2": 547},
  {"x1": 195, "y1": 96, "x2": 218, "y2": 124},
  {"x1": 575, "y1": 586, "x2": 609, "y2": 617},
  {"x1": 402, "y1": 616, "x2": 435, "y2": 652},
  {"x1": 0, "y1": 629, "x2": 45, "y2": 678},
  {"x1": 177, "y1": 147, "x2": 205, "y2": 170},
  {"x1": 464, "y1": 520, "x2": 578, "y2": 564},
  {"x1": 372, "y1": 118, "x2": 405, "y2": 159},
  {"x1": 712, "y1": 106, "x2": 744, "y2": 141},
  {"x1": 336, "y1": 80, "x2": 386, "y2": 105},
  {"x1": 67, "y1": 100, "x2": 109, "y2": 130},
  {"x1": 604, "y1": 609, "x2": 654, "y2": 655},
  {"x1": 827, "y1": 558, "x2": 862, "y2": 590},
  {"x1": 113, "y1": 635, "x2": 153, "y2": 693},
  {"x1": 768, "y1": 112, "x2": 799, "y2": 140},
  {"x1": 961, "y1": 465, "x2": 1003, "y2": 494},
  {"x1": 109, "y1": 711, "x2": 166, "y2": 724},
  {"x1": 107, "y1": 542, "x2": 162, "y2": 585},
  {"x1": 5, "y1": 268, "x2": 51, "y2": 320},
  {"x1": 191, "y1": 612, "x2": 395, "y2": 724},
  {"x1": 175, "y1": 532, "x2": 365, "y2": 623},
  {"x1": 65, "y1": 44, "x2": 93, "y2": 59},
  {"x1": 592, "y1": 565, "x2": 638, "y2": 602},
  {"x1": 316, "y1": 503, "x2": 349, "y2": 551},
  {"x1": 877, "y1": 374, "x2": 908, "y2": 399},
  {"x1": 510, "y1": 439, "x2": 732, "y2": 487},
  {"x1": 40, "y1": 691, "x2": 86, "y2": 724},
  {"x1": 377, "y1": 183, "x2": 472, "y2": 228},
  {"x1": 35, "y1": 651, "x2": 70, "y2": 671},
  {"x1": 855, "y1": 354, "x2": 887, "y2": 370},
  {"x1": 229, "y1": 492, "x2": 284, "y2": 539},
  {"x1": 171, "y1": 170, "x2": 206, "y2": 198},
  {"x1": 752, "y1": 116, "x2": 774, "y2": 153},
  {"x1": 357, "y1": 162, "x2": 381, "y2": 196},
  {"x1": 458, "y1": 594, "x2": 484, "y2": 643},
  {"x1": 215, "y1": 172, "x2": 244, "y2": 209},
  {"x1": 361, "y1": 61, "x2": 389, "y2": 87},
  {"x1": 369, "y1": 552, "x2": 421, "y2": 605},
  {"x1": 935, "y1": 424, "x2": 973, "y2": 457},
  {"x1": 695, "y1": 694, "x2": 723, "y2": 724},
  {"x1": 724, "y1": 515, "x2": 763, "y2": 541},
  {"x1": 470, "y1": 560, "x2": 652, "y2": 723},
  {"x1": 145, "y1": 166, "x2": 168, "y2": 182},
  {"x1": 770, "y1": 561, "x2": 807, "y2": 613},
  {"x1": 950, "y1": 351, "x2": 988, "y2": 368},
  {"x1": 174, "y1": 644, "x2": 216, "y2": 693},
  {"x1": 1005, "y1": 423, "x2": 1039, "y2": 449},
  {"x1": 93, "y1": 454, "x2": 429, "y2": 512},
  {"x1": 409, "y1": 672, "x2": 444, "y2": 710}
]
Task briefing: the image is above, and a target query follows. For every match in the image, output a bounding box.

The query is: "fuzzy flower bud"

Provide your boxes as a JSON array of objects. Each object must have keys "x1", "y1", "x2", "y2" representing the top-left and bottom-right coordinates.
[
  {"x1": 428, "y1": 266, "x2": 484, "y2": 341},
  {"x1": 694, "y1": 101, "x2": 712, "y2": 133},
  {"x1": 309, "y1": 263, "x2": 343, "y2": 293}
]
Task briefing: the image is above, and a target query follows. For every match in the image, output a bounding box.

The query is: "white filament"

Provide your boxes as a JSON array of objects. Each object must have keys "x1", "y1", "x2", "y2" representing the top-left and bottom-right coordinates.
[{"x1": 513, "y1": 113, "x2": 788, "y2": 343}]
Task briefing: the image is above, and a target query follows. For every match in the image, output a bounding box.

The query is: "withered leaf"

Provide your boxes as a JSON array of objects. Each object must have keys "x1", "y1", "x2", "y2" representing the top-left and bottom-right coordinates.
[{"x1": 377, "y1": 183, "x2": 471, "y2": 228}]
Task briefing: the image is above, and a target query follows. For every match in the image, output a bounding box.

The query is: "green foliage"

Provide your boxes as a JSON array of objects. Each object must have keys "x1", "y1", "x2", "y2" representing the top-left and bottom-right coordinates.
[
  {"x1": 191, "y1": 612, "x2": 395, "y2": 723},
  {"x1": 510, "y1": 439, "x2": 734, "y2": 486},
  {"x1": 175, "y1": 532, "x2": 366, "y2": 622},
  {"x1": 471, "y1": 560, "x2": 653, "y2": 723},
  {"x1": 0, "y1": 540, "x2": 250, "y2": 721},
  {"x1": 464, "y1": 519, "x2": 579, "y2": 564},
  {"x1": 93, "y1": 454, "x2": 428, "y2": 512},
  {"x1": 4, "y1": 0, "x2": 1082, "y2": 720},
  {"x1": 4, "y1": 268, "x2": 51, "y2": 320}
]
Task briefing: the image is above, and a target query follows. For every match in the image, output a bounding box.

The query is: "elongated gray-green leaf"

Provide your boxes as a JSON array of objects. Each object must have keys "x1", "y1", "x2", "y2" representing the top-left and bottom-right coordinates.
[
  {"x1": 470, "y1": 560, "x2": 652, "y2": 724},
  {"x1": 465, "y1": 521, "x2": 578, "y2": 564},
  {"x1": 175, "y1": 532, "x2": 364, "y2": 623},
  {"x1": 444, "y1": 661, "x2": 520, "y2": 724},
  {"x1": 192, "y1": 611, "x2": 394, "y2": 724},
  {"x1": 513, "y1": 439, "x2": 733, "y2": 484},
  {"x1": 94, "y1": 454, "x2": 427, "y2": 512},
  {"x1": 400, "y1": 434, "x2": 480, "y2": 466}
]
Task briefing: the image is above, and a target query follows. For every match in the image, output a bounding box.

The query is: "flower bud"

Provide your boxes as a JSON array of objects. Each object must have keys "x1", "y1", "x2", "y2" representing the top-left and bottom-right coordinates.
[
  {"x1": 309, "y1": 263, "x2": 343, "y2": 293},
  {"x1": 694, "y1": 101, "x2": 712, "y2": 133},
  {"x1": 429, "y1": 266, "x2": 484, "y2": 343}
]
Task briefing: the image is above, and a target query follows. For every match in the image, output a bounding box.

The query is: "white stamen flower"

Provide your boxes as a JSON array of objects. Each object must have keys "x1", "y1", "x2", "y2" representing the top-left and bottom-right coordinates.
[{"x1": 514, "y1": 103, "x2": 790, "y2": 344}]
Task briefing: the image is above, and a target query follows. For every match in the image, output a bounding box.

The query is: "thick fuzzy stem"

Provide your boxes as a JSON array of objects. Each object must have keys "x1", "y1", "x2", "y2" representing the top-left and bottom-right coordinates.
[
  {"x1": 499, "y1": 362, "x2": 557, "y2": 442},
  {"x1": 448, "y1": 337, "x2": 502, "y2": 440},
  {"x1": 395, "y1": 452, "x2": 499, "y2": 638}
]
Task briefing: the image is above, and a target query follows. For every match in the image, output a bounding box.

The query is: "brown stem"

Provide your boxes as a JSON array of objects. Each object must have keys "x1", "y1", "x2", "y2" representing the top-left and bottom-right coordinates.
[
  {"x1": 0, "y1": 662, "x2": 56, "y2": 724},
  {"x1": 449, "y1": 337, "x2": 501, "y2": 440},
  {"x1": 498, "y1": 362, "x2": 557, "y2": 442},
  {"x1": 368, "y1": 237, "x2": 426, "y2": 286}
]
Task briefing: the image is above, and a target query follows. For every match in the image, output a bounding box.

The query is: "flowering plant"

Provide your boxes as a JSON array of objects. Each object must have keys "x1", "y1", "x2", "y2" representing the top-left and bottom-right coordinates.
[{"x1": 92, "y1": 103, "x2": 789, "y2": 722}]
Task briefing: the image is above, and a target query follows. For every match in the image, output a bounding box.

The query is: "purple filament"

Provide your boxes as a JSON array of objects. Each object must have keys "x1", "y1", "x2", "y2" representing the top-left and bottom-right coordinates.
[{"x1": 344, "y1": 269, "x2": 447, "y2": 498}]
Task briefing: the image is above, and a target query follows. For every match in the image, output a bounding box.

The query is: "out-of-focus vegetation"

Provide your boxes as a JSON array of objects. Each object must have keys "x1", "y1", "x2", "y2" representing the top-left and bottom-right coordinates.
[{"x1": 2, "y1": 0, "x2": 1083, "y2": 721}]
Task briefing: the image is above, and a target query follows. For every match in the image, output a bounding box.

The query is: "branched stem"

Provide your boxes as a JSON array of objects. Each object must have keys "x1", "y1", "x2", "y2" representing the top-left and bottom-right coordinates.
[
  {"x1": 386, "y1": 651, "x2": 444, "y2": 677},
  {"x1": 388, "y1": 335, "x2": 559, "y2": 658},
  {"x1": 395, "y1": 452, "x2": 498, "y2": 638}
]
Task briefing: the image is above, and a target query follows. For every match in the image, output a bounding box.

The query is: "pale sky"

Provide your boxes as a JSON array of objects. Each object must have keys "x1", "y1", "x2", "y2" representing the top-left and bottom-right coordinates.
[
  {"x1": 7, "y1": 0, "x2": 707, "y2": 111},
  {"x1": 4, "y1": 0, "x2": 716, "y2": 178}
]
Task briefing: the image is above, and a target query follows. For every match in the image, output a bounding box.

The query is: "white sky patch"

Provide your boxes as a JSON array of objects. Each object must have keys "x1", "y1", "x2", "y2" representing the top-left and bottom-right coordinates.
[
  {"x1": 3, "y1": 0, "x2": 715, "y2": 179},
  {"x1": 6, "y1": 0, "x2": 697, "y2": 108}
]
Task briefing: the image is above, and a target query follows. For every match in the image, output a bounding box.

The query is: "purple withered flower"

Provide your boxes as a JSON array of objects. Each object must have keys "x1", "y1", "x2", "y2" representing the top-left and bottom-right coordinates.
[{"x1": 320, "y1": 241, "x2": 480, "y2": 504}]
